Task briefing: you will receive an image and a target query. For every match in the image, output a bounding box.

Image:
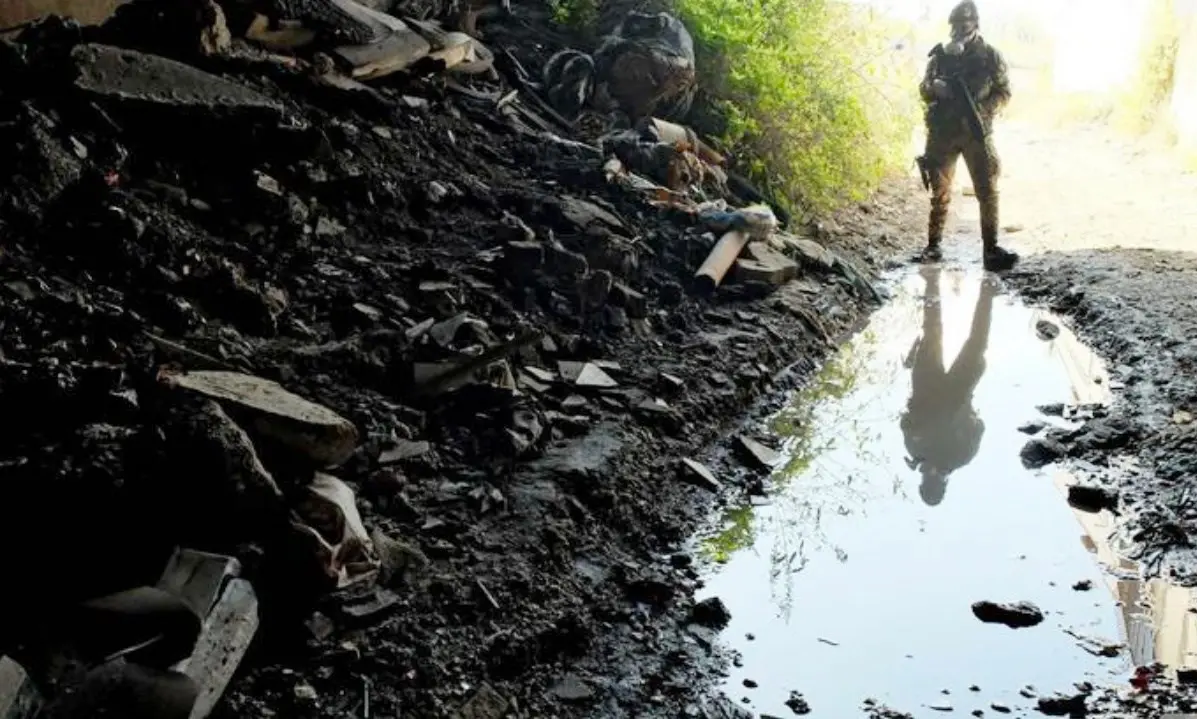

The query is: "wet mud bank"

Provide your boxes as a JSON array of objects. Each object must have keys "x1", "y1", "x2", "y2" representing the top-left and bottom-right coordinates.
[
  {"x1": 684, "y1": 261, "x2": 1197, "y2": 718},
  {"x1": 1009, "y1": 250, "x2": 1197, "y2": 582}
]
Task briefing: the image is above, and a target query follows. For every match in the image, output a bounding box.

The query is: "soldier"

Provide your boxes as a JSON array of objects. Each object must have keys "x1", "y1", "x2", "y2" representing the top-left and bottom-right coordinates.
[{"x1": 918, "y1": 1, "x2": 1018, "y2": 270}]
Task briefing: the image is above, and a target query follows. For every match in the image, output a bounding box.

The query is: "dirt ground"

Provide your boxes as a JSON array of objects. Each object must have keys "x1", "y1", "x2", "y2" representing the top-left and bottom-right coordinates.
[{"x1": 940, "y1": 118, "x2": 1197, "y2": 256}]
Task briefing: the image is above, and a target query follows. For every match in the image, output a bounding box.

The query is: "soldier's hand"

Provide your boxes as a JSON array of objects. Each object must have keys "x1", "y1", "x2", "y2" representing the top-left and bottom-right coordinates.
[{"x1": 932, "y1": 79, "x2": 952, "y2": 99}]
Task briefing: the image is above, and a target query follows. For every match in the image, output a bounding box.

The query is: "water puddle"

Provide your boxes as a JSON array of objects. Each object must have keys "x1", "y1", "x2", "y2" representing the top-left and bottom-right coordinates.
[{"x1": 697, "y1": 265, "x2": 1191, "y2": 717}]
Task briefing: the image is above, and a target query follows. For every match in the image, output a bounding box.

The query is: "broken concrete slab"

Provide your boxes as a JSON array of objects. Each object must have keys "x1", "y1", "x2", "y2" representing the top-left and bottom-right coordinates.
[
  {"x1": 71, "y1": 44, "x2": 284, "y2": 120},
  {"x1": 0, "y1": 657, "x2": 41, "y2": 719},
  {"x1": 610, "y1": 282, "x2": 648, "y2": 319},
  {"x1": 734, "y1": 243, "x2": 799, "y2": 286},
  {"x1": 735, "y1": 436, "x2": 781, "y2": 472},
  {"x1": 679, "y1": 458, "x2": 721, "y2": 492},
  {"x1": 161, "y1": 551, "x2": 258, "y2": 719},
  {"x1": 159, "y1": 369, "x2": 359, "y2": 467}
]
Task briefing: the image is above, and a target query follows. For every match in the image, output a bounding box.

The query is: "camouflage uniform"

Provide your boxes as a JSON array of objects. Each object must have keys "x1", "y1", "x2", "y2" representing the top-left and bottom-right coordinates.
[{"x1": 919, "y1": 6, "x2": 1011, "y2": 256}]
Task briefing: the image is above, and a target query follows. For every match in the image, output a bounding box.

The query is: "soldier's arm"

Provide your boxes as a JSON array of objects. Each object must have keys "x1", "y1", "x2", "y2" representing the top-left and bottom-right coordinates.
[
  {"x1": 978, "y1": 48, "x2": 1011, "y2": 115},
  {"x1": 918, "y1": 54, "x2": 939, "y2": 104}
]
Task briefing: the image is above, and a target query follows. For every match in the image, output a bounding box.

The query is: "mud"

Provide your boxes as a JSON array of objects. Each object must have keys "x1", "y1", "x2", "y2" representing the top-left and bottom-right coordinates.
[{"x1": 1010, "y1": 250, "x2": 1197, "y2": 585}]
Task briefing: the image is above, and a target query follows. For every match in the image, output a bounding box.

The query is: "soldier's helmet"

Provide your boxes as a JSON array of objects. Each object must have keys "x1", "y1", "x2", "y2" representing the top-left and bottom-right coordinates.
[{"x1": 949, "y1": 0, "x2": 979, "y2": 25}]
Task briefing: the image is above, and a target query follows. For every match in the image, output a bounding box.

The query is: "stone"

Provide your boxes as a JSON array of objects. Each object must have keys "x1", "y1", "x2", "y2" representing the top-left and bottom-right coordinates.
[
  {"x1": 785, "y1": 691, "x2": 811, "y2": 715},
  {"x1": 504, "y1": 241, "x2": 544, "y2": 274},
  {"x1": 371, "y1": 528, "x2": 430, "y2": 586},
  {"x1": 679, "y1": 458, "x2": 721, "y2": 492},
  {"x1": 1035, "y1": 319, "x2": 1061, "y2": 341},
  {"x1": 1067, "y1": 485, "x2": 1119, "y2": 514},
  {"x1": 610, "y1": 282, "x2": 648, "y2": 318},
  {"x1": 558, "y1": 197, "x2": 625, "y2": 232},
  {"x1": 785, "y1": 237, "x2": 836, "y2": 270},
  {"x1": 1018, "y1": 420, "x2": 1047, "y2": 435},
  {"x1": 159, "y1": 369, "x2": 358, "y2": 467},
  {"x1": 550, "y1": 674, "x2": 594, "y2": 702},
  {"x1": 971, "y1": 600, "x2": 1045, "y2": 628},
  {"x1": 0, "y1": 657, "x2": 42, "y2": 719},
  {"x1": 1019, "y1": 437, "x2": 1066, "y2": 469},
  {"x1": 1072, "y1": 579, "x2": 1093, "y2": 591},
  {"x1": 1037, "y1": 692, "x2": 1089, "y2": 716},
  {"x1": 71, "y1": 44, "x2": 283, "y2": 119},
  {"x1": 454, "y1": 683, "x2": 510, "y2": 719},
  {"x1": 735, "y1": 436, "x2": 781, "y2": 471},
  {"x1": 690, "y1": 596, "x2": 732, "y2": 629},
  {"x1": 304, "y1": 612, "x2": 335, "y2": 641}
]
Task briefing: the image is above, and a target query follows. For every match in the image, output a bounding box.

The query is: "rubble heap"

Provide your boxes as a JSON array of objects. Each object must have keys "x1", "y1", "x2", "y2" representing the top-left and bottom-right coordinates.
[{"x1": 0, "y1": 0, "x2": 915, "y2": 716}]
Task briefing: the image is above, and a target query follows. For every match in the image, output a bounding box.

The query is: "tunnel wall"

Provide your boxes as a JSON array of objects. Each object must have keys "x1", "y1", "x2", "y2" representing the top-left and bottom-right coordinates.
[{"x1": 1170, "y1": 0, "x2": 1197, "y2": 149}]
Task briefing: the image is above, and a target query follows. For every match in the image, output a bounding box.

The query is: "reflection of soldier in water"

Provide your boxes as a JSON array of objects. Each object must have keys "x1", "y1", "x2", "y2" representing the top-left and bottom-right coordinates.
[{"x1": 900, "y1": 267, "x2": 996, "y2": 506}]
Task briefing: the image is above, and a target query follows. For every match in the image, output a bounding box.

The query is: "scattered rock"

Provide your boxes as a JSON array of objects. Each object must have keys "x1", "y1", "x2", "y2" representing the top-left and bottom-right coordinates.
[
  {"x1": 1067, "y1": 485, "x2": 1119, "y2": 514},
  {"x1": 1035, "y1": 319, "x2": 1061, "y2": 341},
  {"x1": 1072, "y1": 579, "x2": 1093, "y2": 591},
  {"x1": 1018, "y1": 420, "x2": 1047, "y2": 435},
  {"x1": 1020, "y1": 437, "x2": 1066, "y2": 469},
  {"x1": 690, "y1": 596, "x2": 732, "y2": 629},
  {"x1": 971, "y1": 600, "x2": 1045, "y2": 628},
  {"x1": 734, "y1": 435, "x2": 781, "y2": 472},
  {"x1": 679, "y1": 458, "x2": 721, "y2": 492},
  {"x1": 1037, "y1": 690, "x2": 1089, "y2": 716},
  {"x1": 785, "y1": 691, "x2": 811, "y2": 715}
]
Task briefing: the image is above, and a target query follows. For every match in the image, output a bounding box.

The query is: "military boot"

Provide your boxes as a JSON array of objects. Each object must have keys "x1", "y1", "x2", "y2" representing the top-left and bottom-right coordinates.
[
  {"x1": 979, "y1": 193, "x2": 1018, "y2": 271},
  {"x1": 920, "y1": 212, "x2": 945, "y2": 263}
]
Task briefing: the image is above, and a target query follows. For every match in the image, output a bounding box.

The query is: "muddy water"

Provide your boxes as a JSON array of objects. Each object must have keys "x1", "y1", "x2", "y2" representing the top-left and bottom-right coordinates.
[{"x1": 696, "y1": 266, "x2": 1179, "y2": 717}]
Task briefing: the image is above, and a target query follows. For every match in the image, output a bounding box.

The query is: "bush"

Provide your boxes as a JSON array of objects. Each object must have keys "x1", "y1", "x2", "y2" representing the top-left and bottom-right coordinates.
[
  {"x1": 1114, "y1": 0, "x2": 1180, "y2": 135},
  {"x1": 673, "y1": 0, "x2": 917, "y2": 215}
]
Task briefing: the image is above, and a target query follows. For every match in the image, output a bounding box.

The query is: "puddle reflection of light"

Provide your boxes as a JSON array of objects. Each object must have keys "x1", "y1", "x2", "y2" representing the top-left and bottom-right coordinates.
[{"x1": 1056, "y1": 469, "x2": 1197, "y2": 672}]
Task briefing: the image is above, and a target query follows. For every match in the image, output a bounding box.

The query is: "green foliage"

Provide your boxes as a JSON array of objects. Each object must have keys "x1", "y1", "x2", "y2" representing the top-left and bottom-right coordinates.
[
  {"x1": 1115, "y1": 0, "x2": 1180, "y2": 134},
  {"x1": 548, "y1": 0, "x2": 598, "y2": 35},
  {"x1": 672, "y1": 0, "x2": 918, "y2": 214}
]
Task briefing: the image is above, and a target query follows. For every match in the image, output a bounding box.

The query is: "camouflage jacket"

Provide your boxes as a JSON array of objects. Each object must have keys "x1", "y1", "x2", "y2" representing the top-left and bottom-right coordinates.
[{"x1": 919, "y1": 35, "x2": 1010, "y2": 131}]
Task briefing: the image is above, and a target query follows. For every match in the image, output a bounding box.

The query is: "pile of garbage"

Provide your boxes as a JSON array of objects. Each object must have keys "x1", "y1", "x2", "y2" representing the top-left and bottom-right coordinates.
[{"x1": 0, "y1": 0, "x2": 883, "y2": 716}]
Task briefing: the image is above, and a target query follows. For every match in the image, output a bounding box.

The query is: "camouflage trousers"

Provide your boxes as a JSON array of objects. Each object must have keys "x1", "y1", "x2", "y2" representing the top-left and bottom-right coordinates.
[{"x1": 924, "y1": 124, "x2": 1001, "y2": 247}]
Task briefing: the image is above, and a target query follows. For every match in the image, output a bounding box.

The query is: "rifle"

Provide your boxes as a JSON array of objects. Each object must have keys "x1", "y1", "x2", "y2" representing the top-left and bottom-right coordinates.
[
  {"x1": 928, "y1": 43, "x2": 986, "y2": 142},
  {"x1": 915, "y1": 155, "x2": 933, "y2": 192}
]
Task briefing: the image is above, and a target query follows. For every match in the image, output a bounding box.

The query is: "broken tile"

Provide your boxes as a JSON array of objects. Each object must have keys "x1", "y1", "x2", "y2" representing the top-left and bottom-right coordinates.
[{"x1": 575, "y1": 364, "x2": 617, "y2": 388}]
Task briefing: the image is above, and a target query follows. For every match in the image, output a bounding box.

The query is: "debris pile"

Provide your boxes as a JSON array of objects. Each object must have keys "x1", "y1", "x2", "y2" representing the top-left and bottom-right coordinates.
[{"x1": 0, "y1": 0, "x2": 909, "y2": 715}]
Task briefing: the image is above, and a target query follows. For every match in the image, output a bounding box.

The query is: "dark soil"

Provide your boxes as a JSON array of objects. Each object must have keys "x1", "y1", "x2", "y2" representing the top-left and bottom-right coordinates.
[
  {"x1": 0, "y1": 4, "x2": 924, "y2": 718},
  {"x1": 1010, "y1": 248, "x2": 1197, "y2": 717}
]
